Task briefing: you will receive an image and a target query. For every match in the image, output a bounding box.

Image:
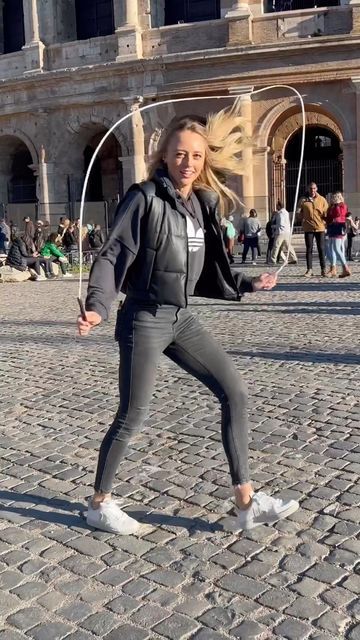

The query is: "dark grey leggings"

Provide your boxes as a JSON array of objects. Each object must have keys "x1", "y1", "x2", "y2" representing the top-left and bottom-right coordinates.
[{"x1": 94, "y1": 300, "x2": 249, "y2": 493}]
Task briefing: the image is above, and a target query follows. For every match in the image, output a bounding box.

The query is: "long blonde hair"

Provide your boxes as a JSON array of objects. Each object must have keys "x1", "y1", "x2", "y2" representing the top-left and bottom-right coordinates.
[{"x1": 147, "y1": 102, "x2": 247, "y2": 215}]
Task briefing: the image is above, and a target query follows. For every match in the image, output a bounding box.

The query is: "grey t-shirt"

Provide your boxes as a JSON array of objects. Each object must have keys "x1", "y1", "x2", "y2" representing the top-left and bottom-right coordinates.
[{"x1": 175, "y1": 192, "x2": 205, "y2": 296}]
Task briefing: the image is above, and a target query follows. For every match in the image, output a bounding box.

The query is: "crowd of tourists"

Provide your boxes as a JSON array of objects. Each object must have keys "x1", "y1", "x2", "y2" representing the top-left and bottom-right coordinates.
[
  {"x1": 221, "y1": 182, "x2": 359, "y2": 277},
  {"x1": 0, "y1": 215, "x2": 105, "y2": 280}
]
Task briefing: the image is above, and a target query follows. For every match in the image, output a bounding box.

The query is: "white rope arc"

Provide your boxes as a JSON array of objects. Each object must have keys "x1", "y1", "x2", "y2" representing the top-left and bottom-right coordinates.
[{"x1": 78, "y1": 85, "x2": 306, "y2": 300}]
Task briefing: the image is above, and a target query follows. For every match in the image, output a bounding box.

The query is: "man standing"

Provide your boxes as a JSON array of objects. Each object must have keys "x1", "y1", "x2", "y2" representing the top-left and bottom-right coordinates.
[
  {"x1": 298, "y1": 182, "x2": 328, "y2": 277},
  {"x1": 271, "y1": 201, "x2": 297, "y2": 265}
]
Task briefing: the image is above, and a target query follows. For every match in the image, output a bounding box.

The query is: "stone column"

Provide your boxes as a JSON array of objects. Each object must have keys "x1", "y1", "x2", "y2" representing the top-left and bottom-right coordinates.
[
  {"x1": 231, "y1": 87, "x2": 254, "y2": 210},
  {"x1": 114, "y1": 0, "x2": 142, "y2": 59},
  {"x1": 351, "y1": 78, "x2": 360, "y2": 194},
  {"x1": 122, "y1": 97, "x2": 146, "y2": 188},
  {"x1": 22, "y1": 0, "x2": 45, "y2": 73},
  {"x1": 226, "y1": 0, "x2": 251, "y2": 14}
]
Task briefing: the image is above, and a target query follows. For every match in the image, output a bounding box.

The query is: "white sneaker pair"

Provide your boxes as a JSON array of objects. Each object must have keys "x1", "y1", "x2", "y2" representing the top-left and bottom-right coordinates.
[{"x1": 85, "y1": 491, "x2": 299, "y2": 535}]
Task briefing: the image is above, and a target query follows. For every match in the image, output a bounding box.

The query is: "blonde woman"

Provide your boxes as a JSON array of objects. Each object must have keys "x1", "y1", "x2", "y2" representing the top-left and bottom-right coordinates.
[
  {"x1": 326, "y1": 191, "x2": 350, "y2": 278},
  {"x1": 78, "y1": 107, "x2": 299, "y2": 535}
]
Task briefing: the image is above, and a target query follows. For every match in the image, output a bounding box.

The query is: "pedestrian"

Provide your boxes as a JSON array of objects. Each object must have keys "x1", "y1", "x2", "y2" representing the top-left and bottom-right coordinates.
[
  {"x1": 6, "y1": 227, "x2": 52, "y2": 279},
  {"x1": 241, "y1": 209, "x2": 261, "y2": 265},
  {"x1": 33, "y1": 220, "x2": 46, "y2": 253},
  {"x1": 224, "y1": 215, "x2": 236, "y2": 263},
  {"x1": 326, "y1": 191, "x2": 350, "y2": 278},
  {"x1": 271, "y1": 201, "x2": 297, "y2": 265},
  {"x1": 41, "y1": 232, "x2": 72, "y2": 277},
  {"x1": 345, "y1": 211, "x2": 359, "y2": 262},
  {"x1": 0, "y1": 217, "x2": 10, "y2": 255},
  {"x1": 298, "y1": 182, "x2": 328, "y2": 277},
  {"x1": 265, "y1": 211, "x2": 277, "y2": 264},
  {"x1": 78, "y1": 110, "x2": 299, "y2": 535},
  {"x1": 23, "y1": 218, "x2": 36, "y2": 254},
  {"x1": 88, "y1": 224, "x2": 105, "y2": 250}
]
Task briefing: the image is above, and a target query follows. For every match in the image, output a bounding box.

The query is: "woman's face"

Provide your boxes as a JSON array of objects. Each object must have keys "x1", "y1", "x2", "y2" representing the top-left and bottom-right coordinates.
[{"x1": 163, "y1": 129, "x2": 206, "y2": 193}]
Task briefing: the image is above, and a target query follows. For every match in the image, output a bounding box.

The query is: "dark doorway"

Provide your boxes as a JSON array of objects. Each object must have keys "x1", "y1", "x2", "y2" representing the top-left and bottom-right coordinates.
[
  {"x1": 165, "y1": 0, "x2": 220, "y2": 25},
  {"x1": 3, "y1": 0, "x2": 25, "y2": 54},
  {"x1": 285, "y1": 126, "x2": 343, "y2": 209},
  {"x1": 83, "y1": 132, "x2": 123, "y2": 202},
  {"x1": 8, "y1": 148, "x2": 36, "y2": 204},
  {"x1": 75, "y1": 0, "x2": 114, "y2": 40}
]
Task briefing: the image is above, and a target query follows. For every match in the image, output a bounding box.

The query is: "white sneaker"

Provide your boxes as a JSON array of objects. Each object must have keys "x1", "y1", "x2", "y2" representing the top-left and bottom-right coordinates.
[
  {"x1": 252, "y1": 261, "x2": 257, "y2": 265},
  {"x1": 62, "y1": 272, "x2": 73, "y2": 278},
  {"x1": 235, "y1": 492, "x2": 299, "y2": 530},
  {"x1": 35, "y1": 274, "x2": 47, "y2": 281},
  {"x1": 86, "y1": 499, "x2": 140, "y2": 535}
]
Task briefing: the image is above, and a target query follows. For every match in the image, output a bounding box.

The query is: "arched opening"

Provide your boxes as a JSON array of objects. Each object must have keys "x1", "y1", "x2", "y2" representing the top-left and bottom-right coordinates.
[
  {"x1": 75, "y1": 0, "x2": 114, "y2": 40},
  {"x1": 0, "y1": 138, "x2": 36, "y2": 204},
  {"x1": 83, "y1": 131, "x2": 123, "y2": 203},
  {"x1": 164, "y1": 0, "x2": 220, "y2": 25},
  {"x1": 285, "y1": 126, "x2": 343, "y2": 207},
  {"x1": 3, "y1": 0, "x2": 25, "y2": 53}
]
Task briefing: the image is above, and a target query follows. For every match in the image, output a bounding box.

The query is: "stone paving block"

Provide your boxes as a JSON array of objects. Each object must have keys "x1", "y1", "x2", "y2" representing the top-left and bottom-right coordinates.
[
  {"x1": 144, "y1": 568, "x2": 186, "y2": 589},
  {"x1": 153, "y1": 613, "x2": 199, "y2": 639},
  {"x1": 218, "y1": 574, "x2": 269, "y2": 598},
  {"x1": 103, "y1": 625, "x2": 150, "y2": 640},
  {"x1": 0, "y1": 632, "x2": 28, "y2": 640},
  {"x1": 192, "y1": 629, "x2": 229, "y2": 640},
  {"x1": 65, "y1": 537, "x2": 112, "y2": 557},
  {"x1": 285, "y1": 596, "x2": 329, "y2": 620},
  {"x1": 314, "y1": 610, "x2": 350, "y2": 635},
  {"x1": 274, "y1": 618, "x2": 313, "y2": 640},
  {"x1": 80, "y1": 612, "x2": 119, "y2": 636},
  {"x1": 229, "y1": 620, "x2": 267, "y2": 638},
  {"x1": 27, "y1": 622, "x2": 74, "y2": 640},
  {"x1": 6, "y1": 607, "x2": 46, "y2": 631},
  {"x1": 347, "y1": 624, "x2": 360, "y2": 640},
  {"x1": 57, "y1": 602, "x2": 94, "y2": 623},
  {"x1": 36, "y1": 591, "x2": 67, "y2": 612},
  {"x1": 130, "y1": 603, "x2": 170, "y2": 627},
  {"x1": 9, "y1": 581, "x2": 49, "y2": 602},
  {"x1": 305, "y1": 562, "x2": 349, "y2": 585}
]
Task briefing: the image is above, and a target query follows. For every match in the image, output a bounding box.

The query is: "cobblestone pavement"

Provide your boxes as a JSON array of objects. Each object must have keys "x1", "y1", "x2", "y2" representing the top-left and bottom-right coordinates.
[{"x1": 0, "y1": 260, "x2": 359, "y2": 640}]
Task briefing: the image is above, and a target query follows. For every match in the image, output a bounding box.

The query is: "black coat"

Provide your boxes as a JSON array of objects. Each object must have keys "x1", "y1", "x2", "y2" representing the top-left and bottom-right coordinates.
[
  {"x1": 86, "y1": 173, "x2": 254, "y2": 321},
  {"x1": 6, "y1": 238, "x2": 29, "y2": 271}
]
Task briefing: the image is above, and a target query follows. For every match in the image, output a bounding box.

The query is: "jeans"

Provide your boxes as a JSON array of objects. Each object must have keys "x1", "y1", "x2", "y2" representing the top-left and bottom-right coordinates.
[
  {"x1": 242, "y1": 237, "x2": 257, "y2": 262},
  {"x1": 94, "y1": 300, "x2": 249, "y2": 493},
  {"x1": 304, "y1": 231, "x2": 326, "y2": 271},
  {"x1": 327, "y1": 237, "x2": 346, "y2": 268}
]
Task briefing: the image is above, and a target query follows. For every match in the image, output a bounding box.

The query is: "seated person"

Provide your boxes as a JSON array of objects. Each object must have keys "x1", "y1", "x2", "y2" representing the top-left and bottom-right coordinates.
[
  {"x1": 41, "y1": 232, "x2": 72, "y2": 277},
  {"x1": 5, "y1": 228, "x2": 49, "y2": 279}
]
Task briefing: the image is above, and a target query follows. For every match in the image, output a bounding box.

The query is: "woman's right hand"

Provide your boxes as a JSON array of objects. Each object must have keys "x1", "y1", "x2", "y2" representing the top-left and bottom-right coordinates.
[{"x1": 77, "y1": 311, "x2": 102, "y2": 336}]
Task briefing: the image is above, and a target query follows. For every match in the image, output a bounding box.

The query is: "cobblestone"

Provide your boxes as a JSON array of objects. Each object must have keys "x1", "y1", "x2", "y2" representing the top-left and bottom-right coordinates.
[{"x1": 0, "y1": 264, "x2": 359, "y2": 638}]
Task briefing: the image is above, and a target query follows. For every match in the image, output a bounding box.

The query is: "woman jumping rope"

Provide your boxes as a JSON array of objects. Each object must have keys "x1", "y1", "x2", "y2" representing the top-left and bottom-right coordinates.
[{"x1": 78, "y1": 105, "x2": 299, "y2": 535}]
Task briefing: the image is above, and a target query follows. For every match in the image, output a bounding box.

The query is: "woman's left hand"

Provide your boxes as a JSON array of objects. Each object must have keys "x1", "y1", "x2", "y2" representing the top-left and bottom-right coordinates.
[{"x1": 253, "y1": 272, "x2": 277, "y2": 291}]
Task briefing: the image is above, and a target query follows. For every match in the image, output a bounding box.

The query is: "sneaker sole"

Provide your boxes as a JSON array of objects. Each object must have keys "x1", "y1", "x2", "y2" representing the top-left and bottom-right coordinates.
[
  {"x1": 238, "y1": 501, "x2": 300, "y2": 531},
  {"x1": 86, "y1": 513, "x2": 141, "y2": 535}
]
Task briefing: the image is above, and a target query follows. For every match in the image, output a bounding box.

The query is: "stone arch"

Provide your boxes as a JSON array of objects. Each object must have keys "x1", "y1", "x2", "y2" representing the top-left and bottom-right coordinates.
[
  {"x1": 256, "y1": 100, "x2": 349, "y2": 151},
  {"x1": 65, "y1": 114, "x2": 130, "y2": 156},
  {"x1": 269, "y1": 109, "x2": 343, "y2": 159},
  {"x1": 0, "y1": 126, "x2": 38, "y2": 165}
]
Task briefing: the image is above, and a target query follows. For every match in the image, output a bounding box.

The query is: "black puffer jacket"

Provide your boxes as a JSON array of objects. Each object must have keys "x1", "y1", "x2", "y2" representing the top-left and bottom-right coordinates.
[
  {"x1": 6, "y1": 238, "x2": 29, "y2": 271},
  {"x1": 86, "y1": 172, "x2": 254, "y2": 321}
]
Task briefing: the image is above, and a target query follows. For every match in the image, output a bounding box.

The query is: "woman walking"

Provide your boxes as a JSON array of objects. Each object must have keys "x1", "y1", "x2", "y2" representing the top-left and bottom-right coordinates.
[
  {"x1": 78, "y1": 108, "x2": 299, "y2": 535},
  {"x1": 326, "y1": 192, "x2": 350, "y2": 278},
  {"x1": 241, "y1": 209, "x2": 261, "y2": 265}
]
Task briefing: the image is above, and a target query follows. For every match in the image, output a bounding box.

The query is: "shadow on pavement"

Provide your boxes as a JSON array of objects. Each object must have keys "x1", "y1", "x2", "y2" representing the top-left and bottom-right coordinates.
[
  {"x1": 0, "y1": 489, "x2": 222, "y2": 534},
  {"x1": 228, "y1": 349, "x2": 360, "y2": 365}
]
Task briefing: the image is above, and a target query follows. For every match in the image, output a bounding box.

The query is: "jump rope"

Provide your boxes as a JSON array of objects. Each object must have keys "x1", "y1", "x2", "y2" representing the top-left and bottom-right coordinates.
[{"x1": 77, "y1": 85, "x2": 305, "y2": 318}]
